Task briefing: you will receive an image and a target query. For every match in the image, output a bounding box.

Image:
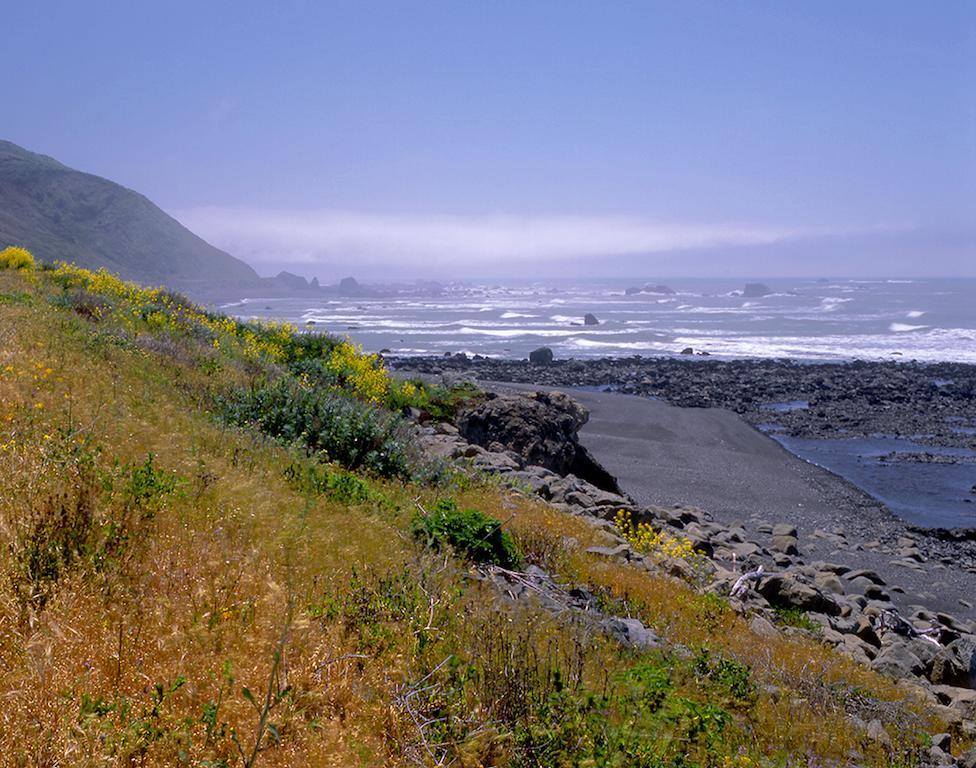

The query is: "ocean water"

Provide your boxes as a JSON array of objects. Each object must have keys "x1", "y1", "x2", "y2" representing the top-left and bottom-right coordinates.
[
  {"x1": 766, "y1": 433, "x2": 976, "y2": 529},
  {"x1": 224, "y1": 277, "x2": 976, "y2": 362}
]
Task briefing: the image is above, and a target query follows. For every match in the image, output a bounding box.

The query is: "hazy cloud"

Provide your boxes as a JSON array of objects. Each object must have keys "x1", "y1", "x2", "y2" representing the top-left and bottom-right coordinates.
[{"x1": 174, "y1": 207, "x2": 830, "y2": 272}]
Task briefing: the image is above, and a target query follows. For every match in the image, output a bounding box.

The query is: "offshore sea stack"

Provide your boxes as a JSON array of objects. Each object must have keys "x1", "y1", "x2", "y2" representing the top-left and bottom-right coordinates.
[{"x1": 743, "y1": 282, "x2": 772, "y2": 297}]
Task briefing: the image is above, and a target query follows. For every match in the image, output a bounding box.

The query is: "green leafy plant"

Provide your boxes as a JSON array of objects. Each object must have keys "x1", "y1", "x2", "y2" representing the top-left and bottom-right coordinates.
[
  {"x1": 773, "y1": 606, "x2": 821, "y2": 634},
  {"x1": 411, "y1": 498, "x2": 521, "y2": 568},
  {"x1": 218, "y1": 380, "x2": 408, "y2": 478},
  {"x1": 283, "y1": 460, "x2": 373, "y2": 504},
  {"x1": 692, "y1": 647, "x2": 756, "y2": 704}
]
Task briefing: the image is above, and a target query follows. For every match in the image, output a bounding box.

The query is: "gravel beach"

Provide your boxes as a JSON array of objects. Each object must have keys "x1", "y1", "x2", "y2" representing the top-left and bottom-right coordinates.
[{"x1": 395, "y1": 357, "x2": 976, "y2": 620}]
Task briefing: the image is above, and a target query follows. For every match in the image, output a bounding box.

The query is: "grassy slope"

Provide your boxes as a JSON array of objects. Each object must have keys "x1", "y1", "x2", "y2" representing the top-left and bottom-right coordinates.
[{"x1": 0, "y1": 265, "x2": 953, "y2": 767}]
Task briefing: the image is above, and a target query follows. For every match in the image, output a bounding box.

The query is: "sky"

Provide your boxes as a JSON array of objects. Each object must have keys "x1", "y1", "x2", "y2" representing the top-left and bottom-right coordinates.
[{"x1": 3, "y1": 1, "x2": 974, "y2": 280}]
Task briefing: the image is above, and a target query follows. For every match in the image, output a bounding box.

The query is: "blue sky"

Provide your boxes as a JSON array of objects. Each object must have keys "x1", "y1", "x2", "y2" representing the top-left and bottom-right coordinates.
[{"x1": 4, "y1": 1, "x2": 974, "y2": 278}]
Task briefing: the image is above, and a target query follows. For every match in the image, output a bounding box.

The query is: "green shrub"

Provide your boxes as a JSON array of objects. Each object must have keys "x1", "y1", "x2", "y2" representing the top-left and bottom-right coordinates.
[
  {"x1": 0, "y1": 290, "x2": 33, "y2": 305},
  {"x1": 287, "y1": 357, "x2": 340, "y2": 389},
  {"x1": 773, "y1": 606, "x2": 821, "y2": 634},
  {"x1": 49, "y1": 289, "x2": 113, "y2": 321},
  {"x1": 279, "y1": 331, "x2": 341, "y2": 365},
  {"x1": 692, "y1": 647, "x2": 755, "y2": 704},
  {"x1": 387, "y1": 379, "x2": 482, "y2": 421},
  {"x1": 411, "y1": 498, "x2": 521, "y2": 568},
  {"x1": 283, "y1": 461, "x2": 373, "y2": 504},
  {"x1": 218, "y1": 380, "x2": 408, "y2": 478}
]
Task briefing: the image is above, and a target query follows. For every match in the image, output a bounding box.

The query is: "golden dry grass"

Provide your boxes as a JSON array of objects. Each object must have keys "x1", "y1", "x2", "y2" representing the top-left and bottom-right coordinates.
[{"x1": 0, "y1": 268, "x2": 955, "y2": 766}]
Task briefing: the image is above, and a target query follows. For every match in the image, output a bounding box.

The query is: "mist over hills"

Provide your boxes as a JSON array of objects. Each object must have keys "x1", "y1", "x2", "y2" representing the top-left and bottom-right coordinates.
[{"x1": 0, "y1": 140, "x2": 262, "y2": 296}]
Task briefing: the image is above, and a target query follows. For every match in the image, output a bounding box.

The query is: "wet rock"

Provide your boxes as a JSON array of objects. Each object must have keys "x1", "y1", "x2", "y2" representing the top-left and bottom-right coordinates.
[
  {"x1": 626, "y1": 284, "x2": 675, "y2": 295},
  {"x1": 742, "y1": 282, "x2": 772, "y2": 297}
]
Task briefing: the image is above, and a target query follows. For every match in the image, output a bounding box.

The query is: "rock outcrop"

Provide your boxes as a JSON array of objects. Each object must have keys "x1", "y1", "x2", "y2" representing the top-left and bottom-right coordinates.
[{"x1": 457, "y1": 391, "x2": 621, "y2": 493}]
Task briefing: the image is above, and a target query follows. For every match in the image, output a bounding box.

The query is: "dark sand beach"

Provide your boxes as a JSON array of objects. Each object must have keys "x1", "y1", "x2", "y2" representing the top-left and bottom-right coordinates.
[{"x1": 482, "y1": 380, "x2": 976, "y2": 620}]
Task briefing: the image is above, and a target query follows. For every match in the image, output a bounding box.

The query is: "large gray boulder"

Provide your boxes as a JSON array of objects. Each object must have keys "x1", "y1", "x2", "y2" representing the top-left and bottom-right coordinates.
[
  {"x1": 757, "y1": 573, "x2": 840, "y2": 615},
  {"x1": 529, "y1": 347, "x2": 554, "y2": 365},
  {"x1": 930, "y1": 638, "x2": 976, "y2": 688},
  {"x1": 871, "y1": 641, "x2": 926, "y2": 678},
  {"x1": 457, "y1": 391, "x2": 621, "y2": 493}
]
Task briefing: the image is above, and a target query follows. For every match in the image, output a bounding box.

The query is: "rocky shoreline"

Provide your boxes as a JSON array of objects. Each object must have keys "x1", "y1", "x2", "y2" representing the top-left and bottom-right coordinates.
[
  {"x1": 394, "y1": 355, "x2": 976, "y2": 451},
  {"x1": 408, "y1": 387, "x2": 976, "y2": 759}
]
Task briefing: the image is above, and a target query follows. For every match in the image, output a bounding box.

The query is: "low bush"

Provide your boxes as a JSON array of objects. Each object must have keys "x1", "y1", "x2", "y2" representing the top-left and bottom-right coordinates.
[
  {"x1": 327, "y1": 341, "x2": 391, "y2": 403},
  {"x1": 49, "y1": 289, "x2": 113, "y2": 321},
  {"x1": 411, "y1": 498, "x2": 521, "y2": 568},
  {"x1": 283, "y1": 460, "x2": 374, "y2": 504},
  {"x1": 218, "y1": 379, "x2": 409, "y2": 478},
  {"x1": 387, "y1": 378, "x2": 483, "y2": 421},
  {"x1": 0, "y1": 246, "x2": 35, "y2": 271},
  {"x1": 614, "y1": 508, "x2": 712, "y2": 584},
  {"x1": 773, "y1": 606, "x2": 822, "y2": 634},
  {"x1": 692, "y1": 647, "x2": 756, "y2": 704},
  {"x1": 0, "y1": 290, "x2": 33, "y2": 305}
]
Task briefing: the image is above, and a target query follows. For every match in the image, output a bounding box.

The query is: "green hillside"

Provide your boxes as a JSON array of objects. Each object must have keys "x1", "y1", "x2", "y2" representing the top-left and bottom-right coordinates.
[{"x1": 0, "y1": 141, "x2": 261, "y2": 294}]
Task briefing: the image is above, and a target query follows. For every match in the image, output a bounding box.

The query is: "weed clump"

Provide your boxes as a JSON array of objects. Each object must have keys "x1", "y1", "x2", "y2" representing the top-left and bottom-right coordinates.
[
  {"x1": 283, "y1": 460, "x2": 374, "y2": 504},
  {"x1": 614, "y1": 508, "x2": 711, "y2": 584},
  {"x1": 10, "y1": 442, "x2": 177, "y2": 610},
  {"x1": 773, "y1": 606, "x2": 822, "y2": 634},
  {"x1": 327, "y1": 341, "x2": 391, "y2": 404},
  {"x1": 411, "y1": 498, "x2": 521, "y2": 568}
]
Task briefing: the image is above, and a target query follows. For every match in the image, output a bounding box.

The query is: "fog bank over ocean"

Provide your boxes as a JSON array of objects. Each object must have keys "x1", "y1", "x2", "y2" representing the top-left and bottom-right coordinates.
[{"x1": 226, "y1": 277, "x2": 976, "y2": 363}]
